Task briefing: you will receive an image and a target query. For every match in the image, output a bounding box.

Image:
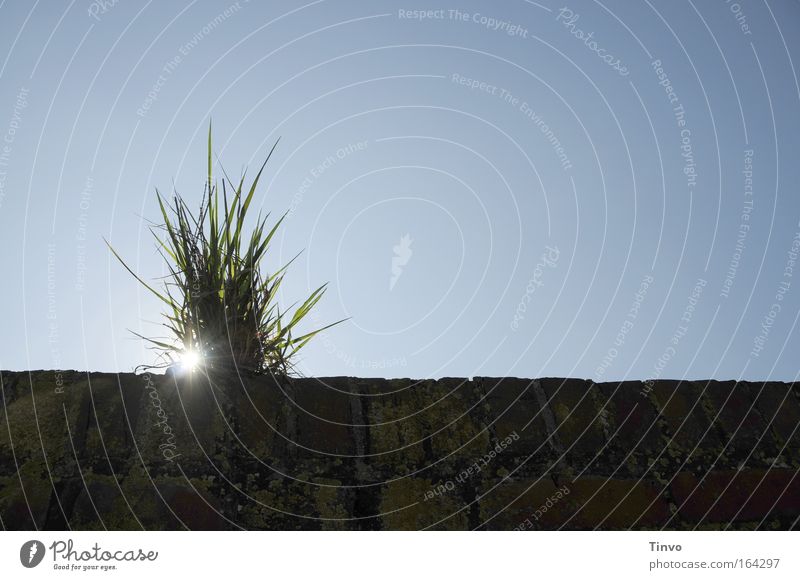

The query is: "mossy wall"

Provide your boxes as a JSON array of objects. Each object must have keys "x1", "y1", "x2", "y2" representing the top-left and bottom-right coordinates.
[{"x1": 1, "y1": 370, "x2": 798, "y2": 530}]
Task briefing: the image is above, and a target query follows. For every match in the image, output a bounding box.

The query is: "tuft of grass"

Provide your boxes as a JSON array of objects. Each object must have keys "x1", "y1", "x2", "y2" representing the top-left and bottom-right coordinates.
[{"x1": 106, "y1": 124, "x2": 344, "y2": 376}]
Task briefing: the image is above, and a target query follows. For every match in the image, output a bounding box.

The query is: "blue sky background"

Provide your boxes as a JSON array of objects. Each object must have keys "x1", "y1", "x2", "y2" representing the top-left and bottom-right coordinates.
[{"x1": 1, "y1": 0, "x2": 799, "y2": 382}]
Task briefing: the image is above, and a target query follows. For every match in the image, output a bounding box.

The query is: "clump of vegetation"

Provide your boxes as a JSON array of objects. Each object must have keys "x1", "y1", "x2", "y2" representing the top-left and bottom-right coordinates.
[{"x1": 107, "y1": 125, "x2": 343, "y2": 376}]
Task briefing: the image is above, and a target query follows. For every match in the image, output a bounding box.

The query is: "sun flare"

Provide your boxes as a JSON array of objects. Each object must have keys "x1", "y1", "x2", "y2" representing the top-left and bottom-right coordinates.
[{"x1": 179, "y1": 350, "x2": 202, "y2": 372}]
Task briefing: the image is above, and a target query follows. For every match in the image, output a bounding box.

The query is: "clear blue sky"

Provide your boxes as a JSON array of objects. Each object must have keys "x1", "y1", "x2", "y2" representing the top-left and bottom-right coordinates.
[{"x1": 1, "y1": 0, "x2": 799, "y2": 382}]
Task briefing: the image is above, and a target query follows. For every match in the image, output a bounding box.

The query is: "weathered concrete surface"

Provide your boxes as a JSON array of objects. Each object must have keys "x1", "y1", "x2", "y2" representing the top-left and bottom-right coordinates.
[{"x1": 0, "y1": 371, "x2": 798, "y2": 530}]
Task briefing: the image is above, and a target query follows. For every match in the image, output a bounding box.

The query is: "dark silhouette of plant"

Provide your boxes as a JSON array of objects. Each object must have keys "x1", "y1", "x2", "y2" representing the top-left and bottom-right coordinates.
[{"x1": 107, "y1": 124, "x2": 343, "y2": 376}]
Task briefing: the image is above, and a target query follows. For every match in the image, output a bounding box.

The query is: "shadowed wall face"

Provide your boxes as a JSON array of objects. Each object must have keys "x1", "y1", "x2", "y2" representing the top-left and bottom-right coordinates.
[{"x1": 1, "y1": 371, "x2": 798, "y2": 530}]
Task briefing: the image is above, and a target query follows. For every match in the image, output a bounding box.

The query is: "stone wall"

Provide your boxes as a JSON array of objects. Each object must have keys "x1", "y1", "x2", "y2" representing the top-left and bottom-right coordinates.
[{"x1": 0, "y1": 370, "x2": 798, "y2": 530}]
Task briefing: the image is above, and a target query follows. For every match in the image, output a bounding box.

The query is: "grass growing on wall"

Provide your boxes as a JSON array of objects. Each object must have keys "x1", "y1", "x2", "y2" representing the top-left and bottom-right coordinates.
[{"x1": 107, "y1": 124, "x2": 344, "y2": 376}]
